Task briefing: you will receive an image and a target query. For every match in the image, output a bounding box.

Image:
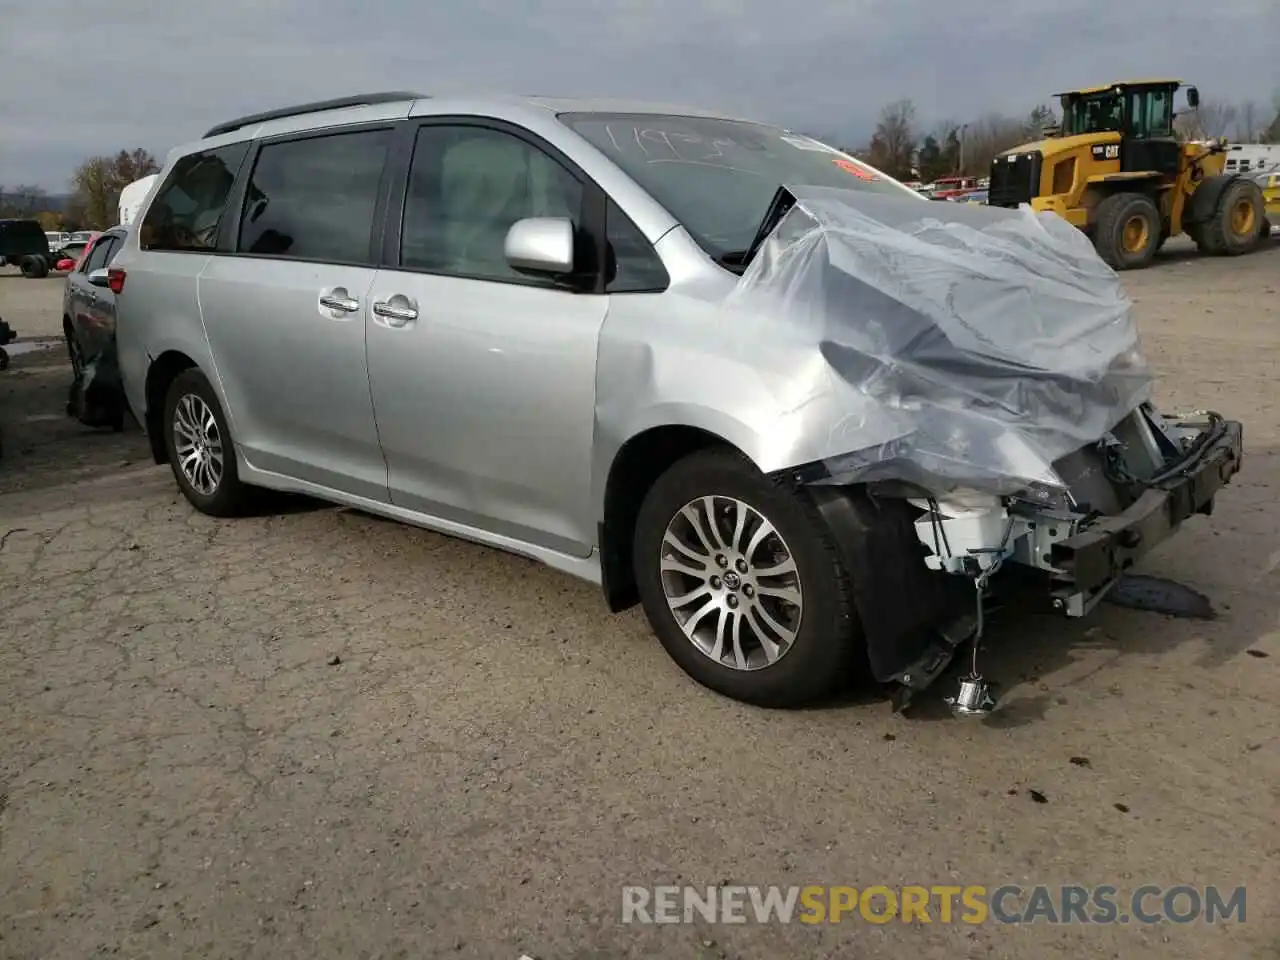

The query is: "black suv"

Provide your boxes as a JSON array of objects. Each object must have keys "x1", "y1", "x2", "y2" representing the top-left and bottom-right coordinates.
[{"x1": 0, "y1": 219, "x2": 54, "y2": 277}]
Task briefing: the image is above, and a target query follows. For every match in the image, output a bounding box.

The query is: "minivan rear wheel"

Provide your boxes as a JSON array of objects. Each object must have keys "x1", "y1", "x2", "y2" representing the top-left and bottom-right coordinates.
[
  {"x1": 633, "y1": 448, "x2": 861, "y2": 708},
  {"x1": 163, "y1": 368, "x2": 252, "y2": 517}
]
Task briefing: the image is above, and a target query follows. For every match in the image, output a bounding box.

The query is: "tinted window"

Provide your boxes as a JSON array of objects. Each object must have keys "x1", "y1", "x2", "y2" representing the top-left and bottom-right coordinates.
[
  {"x1": 561, "y1": 113, "x2": 918, "y2": 260},
  {"x1": 238, "y1": 129, "x2": 390, "y2": 264},
  {"x1": 140, "y1": 143, "x2": 248, "y2": 252},
  {"x1": 605, "y1": 200, "x2": 668, "y2": 293},
  {"x1": 82, "y1": 236, "x2": 116, "y2": 273},
  {"x1": 401, "y1": 125, "x2": 583, "y2": 282},
  {"x1": 102, "y1": 236, "x2": 126, "y2": 266}
]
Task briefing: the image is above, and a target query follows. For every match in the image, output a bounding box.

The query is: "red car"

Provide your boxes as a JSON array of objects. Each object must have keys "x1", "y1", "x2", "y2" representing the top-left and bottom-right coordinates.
[{"x1": 930, "y1": 176, "x2": 981, "y2": 201}]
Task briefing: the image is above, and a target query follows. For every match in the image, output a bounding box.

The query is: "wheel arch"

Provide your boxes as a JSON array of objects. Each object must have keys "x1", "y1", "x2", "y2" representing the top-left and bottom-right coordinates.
[
  {"x1": 1081, "y1": 175, "x2": 1164, "y2": 225},
  {"x1": 143, "y1": 350, "x2": 198, "y2": 464},
  {"x1": 598, "y1": 424, "x2": 750, "y2": 612},
  {"x1": 1185, "y1": 172, "x2": 1247, "y2": 229}
]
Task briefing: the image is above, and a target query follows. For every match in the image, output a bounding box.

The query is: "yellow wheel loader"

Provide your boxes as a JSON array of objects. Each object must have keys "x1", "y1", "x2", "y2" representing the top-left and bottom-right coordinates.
[{"x1": 988, "y1": 80, "x2": 1268, "y2": 270}]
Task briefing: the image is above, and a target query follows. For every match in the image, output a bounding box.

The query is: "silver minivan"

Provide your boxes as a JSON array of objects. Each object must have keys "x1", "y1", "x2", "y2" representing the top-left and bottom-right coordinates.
[{"x1": 108, "y1": 92, "x2": 1242, "y2": 711}]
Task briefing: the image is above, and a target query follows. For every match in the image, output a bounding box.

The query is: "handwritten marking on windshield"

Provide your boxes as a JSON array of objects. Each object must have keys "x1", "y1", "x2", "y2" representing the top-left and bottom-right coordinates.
[{"x1": 601, "y1": 125, "x2": 752, "y2": 168}]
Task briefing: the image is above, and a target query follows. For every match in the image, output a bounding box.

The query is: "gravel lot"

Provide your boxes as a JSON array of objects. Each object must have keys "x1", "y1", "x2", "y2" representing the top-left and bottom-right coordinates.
[{"x1": 2, "y1": 241, "x2": 1279, "y2": 960}]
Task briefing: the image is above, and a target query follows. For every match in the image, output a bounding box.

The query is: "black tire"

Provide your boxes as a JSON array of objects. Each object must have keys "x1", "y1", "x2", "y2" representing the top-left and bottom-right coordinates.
[
  {"x1": 1092, "y1": 192, "x2": 1161, "y2": 270},
  {"x1": 162, "y1": 368, "x2": 253, "y2": 517},
  {"x1": 1197, "y1": 178, "x2": 1265, "y2": 256},
  {"x1": 632, "y1": 447, "x2": 862, "y2": 708},
  {"x1": 1258, "y1": 217, "x2": 1273, "y2": 249},
  {"x1": 19, "y1": 256, "x2": 49, "y2": 279}
]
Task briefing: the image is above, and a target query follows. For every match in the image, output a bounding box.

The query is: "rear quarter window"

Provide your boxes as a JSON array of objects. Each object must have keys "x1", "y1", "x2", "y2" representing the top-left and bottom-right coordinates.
[{"x1": 140, "y1": 142, "x2": 249, "y2": 252}]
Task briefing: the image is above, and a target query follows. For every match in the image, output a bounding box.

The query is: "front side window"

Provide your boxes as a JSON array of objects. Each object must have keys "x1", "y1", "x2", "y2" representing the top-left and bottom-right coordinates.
[
  {"x1": 238, "y1": 128, "x2": 391, "y2": 265},
  {"x1": 140, "y1": 143, "x2": 248, "y2": 252},
  {"x1": 401, "y1": 124, "x2": 584, "y2": 283},
  {"x1": 605, "y1": 200, "x2": 668, "y2": 293},
  {"x1": 560, "y1": 112, "x2": 916, "y2": 261},
  {"x1": 1063, "y1": 94, "x2": 1123, "y2": 136}
]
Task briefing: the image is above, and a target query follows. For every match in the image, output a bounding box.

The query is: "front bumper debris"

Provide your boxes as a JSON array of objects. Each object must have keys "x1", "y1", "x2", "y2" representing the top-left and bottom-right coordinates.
[{"x1": 1048, "y1": 418, "x2": 1242, "y2": 614}]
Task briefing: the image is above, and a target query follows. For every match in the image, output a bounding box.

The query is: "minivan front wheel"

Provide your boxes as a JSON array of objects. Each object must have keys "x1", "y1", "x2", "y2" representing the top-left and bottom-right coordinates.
[
  {"x1": 163, "y1": 368, "x2": 252, "y2": 517},
  {"x1": 633, "y1": 448, "x2": 862, "y2": 708}
]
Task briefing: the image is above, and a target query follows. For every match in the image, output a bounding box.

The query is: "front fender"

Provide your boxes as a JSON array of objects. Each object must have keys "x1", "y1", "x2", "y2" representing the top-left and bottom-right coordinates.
[
  {"x1": 593, "y1": 294, "x2": 893, "y2": 514},
  {"x1": 1185, "y1": 173, "x2": 1243, "y2": 228}
]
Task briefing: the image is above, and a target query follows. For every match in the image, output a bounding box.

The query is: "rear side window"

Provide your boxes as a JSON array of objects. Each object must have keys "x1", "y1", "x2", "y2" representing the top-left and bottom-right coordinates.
[
  {"x1": 237, "y1": 128, "x2": 391, "y2": 265},
  {"x1": 140, "y1": 143, "x2": 248, "y2": 252},
  {"x1": 81, "y1": 236, "x2": 117, "y2": 273}
]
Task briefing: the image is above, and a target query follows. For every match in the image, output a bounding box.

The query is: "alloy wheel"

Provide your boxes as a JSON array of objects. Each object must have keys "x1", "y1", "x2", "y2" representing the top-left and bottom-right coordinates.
[
  {"x1": 659, "y1": 495, "x2": 804, "y2": 671},
  {"x1": 172, "y1": 393, "x2": 224, "y2": 497}
]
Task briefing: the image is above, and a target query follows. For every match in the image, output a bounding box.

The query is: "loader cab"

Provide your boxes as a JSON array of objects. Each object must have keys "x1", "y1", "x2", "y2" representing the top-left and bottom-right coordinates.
[{"x1": 1058, "y1": 80, "x2": 1189, "y2": 178}]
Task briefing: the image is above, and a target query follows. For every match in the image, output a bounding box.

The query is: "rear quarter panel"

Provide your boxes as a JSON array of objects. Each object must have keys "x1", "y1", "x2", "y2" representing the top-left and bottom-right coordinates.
[{"x1": 112, "y1": 239, "x2": 221, "y2": 431}]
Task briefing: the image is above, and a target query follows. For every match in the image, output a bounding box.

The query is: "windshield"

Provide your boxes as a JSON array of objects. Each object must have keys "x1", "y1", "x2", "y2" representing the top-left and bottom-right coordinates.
[
  {"x1": 1061, "y1": 93, "x2": 1123, "y2": 136},
  {"x1": 560, "y1": 112, "x2": 918, "y2": 259}
]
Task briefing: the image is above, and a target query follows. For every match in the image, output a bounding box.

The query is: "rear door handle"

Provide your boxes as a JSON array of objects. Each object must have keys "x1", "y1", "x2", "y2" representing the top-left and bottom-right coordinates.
[
  {"x1": 372, "y1": 299, "x2": 418, "y2": 327},
  {"x1": 319, "y1": 293, "x2": 360, "y2": 313}
]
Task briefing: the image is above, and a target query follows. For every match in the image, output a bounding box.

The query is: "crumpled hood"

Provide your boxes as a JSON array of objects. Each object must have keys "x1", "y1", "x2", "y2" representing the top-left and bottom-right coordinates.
[{"x1": 722, "y1": 185, "x2": 1153, "y2": 492}]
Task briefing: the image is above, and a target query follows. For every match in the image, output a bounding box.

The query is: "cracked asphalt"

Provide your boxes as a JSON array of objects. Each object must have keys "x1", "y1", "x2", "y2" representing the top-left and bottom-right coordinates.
[{"x1": 2, "y1": 242, "x2": 1279, "y2": 960}]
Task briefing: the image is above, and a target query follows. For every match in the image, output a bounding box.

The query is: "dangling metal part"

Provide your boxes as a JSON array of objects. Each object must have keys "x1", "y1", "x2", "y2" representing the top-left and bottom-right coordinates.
[{"x1": 944, "y1": 545, "x2": 1004, "y2": 718}]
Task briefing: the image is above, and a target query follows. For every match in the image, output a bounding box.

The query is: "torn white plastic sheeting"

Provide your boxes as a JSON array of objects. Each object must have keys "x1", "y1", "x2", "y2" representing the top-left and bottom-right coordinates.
[{"x1": 720, "y1": 186, "x2": 1153, "y2": 493}]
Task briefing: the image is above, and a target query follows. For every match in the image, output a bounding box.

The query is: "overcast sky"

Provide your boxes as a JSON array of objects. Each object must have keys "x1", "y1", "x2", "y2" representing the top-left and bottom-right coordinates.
[{"x1": 2, "y1": 0, "x2": 1276, "y2": 191}]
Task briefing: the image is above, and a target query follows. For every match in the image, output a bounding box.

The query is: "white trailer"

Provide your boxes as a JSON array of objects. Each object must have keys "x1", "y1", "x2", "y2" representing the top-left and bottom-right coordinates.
[{"x1": 1223, "y1": 143, "x2": 1280, "y2": 174}]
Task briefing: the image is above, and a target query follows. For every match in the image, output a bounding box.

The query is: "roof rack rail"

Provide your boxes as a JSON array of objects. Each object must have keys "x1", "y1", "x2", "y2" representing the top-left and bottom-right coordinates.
[{"x1": 203, "y1": 91, "x2": 427, "y2": 139}]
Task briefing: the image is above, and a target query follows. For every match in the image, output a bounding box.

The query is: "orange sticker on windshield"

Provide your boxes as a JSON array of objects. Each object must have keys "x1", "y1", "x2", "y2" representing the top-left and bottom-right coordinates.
[{"x1": 833, "y1": 157, "x2": 876, "y2": 180}]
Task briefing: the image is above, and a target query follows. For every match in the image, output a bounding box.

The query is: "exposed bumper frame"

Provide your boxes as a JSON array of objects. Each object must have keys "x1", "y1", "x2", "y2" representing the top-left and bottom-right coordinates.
[{"x1": 1048, "y1": 419, "x2": 1243, "y2": 614}]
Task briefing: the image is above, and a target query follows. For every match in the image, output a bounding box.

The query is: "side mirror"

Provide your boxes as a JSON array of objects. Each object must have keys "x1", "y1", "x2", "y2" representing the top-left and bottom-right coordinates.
[
  {"x1": 504, "y1": 217, "x2": 575, "y2": 276},
  {"x1": 87, "y1": 268, "x2": 111, "y2": 288},
  {"x1": 1186, "y1": 86, "x2": 1200, "y2": 108}
]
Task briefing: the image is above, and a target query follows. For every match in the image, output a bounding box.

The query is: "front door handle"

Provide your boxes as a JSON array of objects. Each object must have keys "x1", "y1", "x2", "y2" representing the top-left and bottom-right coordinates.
[
  {"x1": 372, "y1": 298, "x2": 418, "y2": 328},
  {"x1": 319, "y1": 292, "x2": 360, "y2": 313}
]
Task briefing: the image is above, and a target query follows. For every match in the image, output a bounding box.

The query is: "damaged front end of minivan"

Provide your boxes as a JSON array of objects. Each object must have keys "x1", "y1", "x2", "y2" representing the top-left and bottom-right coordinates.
[{"x1": 624, "y1": 185, "x2": 1244, "y2": 713}]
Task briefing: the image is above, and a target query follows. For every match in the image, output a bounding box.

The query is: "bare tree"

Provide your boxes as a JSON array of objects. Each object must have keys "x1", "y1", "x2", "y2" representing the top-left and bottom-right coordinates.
[
  {"x1": 958, "y1": 113, "x2": 1028, "y2": 176},
  {"x1": 867, "y1": 100, "x2": 918, "y2": 180},
  {"x1": 1234, "y1": 101, "x2": 1259, "y2": 142},
  {"x1": 1188, "y1": 100, "x2": 1239, "y2": 139},
  {"x1": 71, "y1": 148, "x2": 161, "y2": 229}
]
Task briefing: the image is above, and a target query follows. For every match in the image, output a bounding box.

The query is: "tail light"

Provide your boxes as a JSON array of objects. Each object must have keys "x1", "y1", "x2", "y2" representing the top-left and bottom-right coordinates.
[{"x1": 107, "y1": 267, "x2": 126, "y2": 295}]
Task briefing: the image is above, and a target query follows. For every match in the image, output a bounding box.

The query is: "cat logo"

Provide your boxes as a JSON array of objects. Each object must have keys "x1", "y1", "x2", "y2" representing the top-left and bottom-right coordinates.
[{"x1": 1091, "y1": 144, "x2": 1121, "y2": 161}]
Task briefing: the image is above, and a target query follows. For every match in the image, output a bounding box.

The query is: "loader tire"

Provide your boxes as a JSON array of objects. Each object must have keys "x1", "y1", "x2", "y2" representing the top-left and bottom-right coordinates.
[
  {"x1": 1258, "y1": 218, "x2": 1273, "y2": 248},
  {"x1": 1093, "y1": 192, "x2": 1161, "y2": 270},
  {"x1": 1196, "y1": 178, "x2": 1265, "y2": 256}
]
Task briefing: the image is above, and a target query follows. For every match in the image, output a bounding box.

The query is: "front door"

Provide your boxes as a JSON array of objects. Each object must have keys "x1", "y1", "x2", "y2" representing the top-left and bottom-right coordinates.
[
  {"x1": 197, "y1": 125, "x2": 394, "y2": 501},
  {"x1": 366, "y1": 121, "x2": 609, "y2": 556}
]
